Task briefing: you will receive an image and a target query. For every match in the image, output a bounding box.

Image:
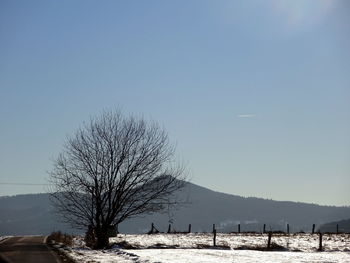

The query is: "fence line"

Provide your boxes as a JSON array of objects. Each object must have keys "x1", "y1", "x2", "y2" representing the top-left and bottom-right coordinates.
[{"x1": 147, "y1": 222, "x2": 348, "y2": 235}]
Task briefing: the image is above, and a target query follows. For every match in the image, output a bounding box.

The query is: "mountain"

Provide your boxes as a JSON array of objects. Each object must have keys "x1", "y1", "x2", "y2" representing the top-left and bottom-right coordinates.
[
  {"x1": 119, "y1": 182, "x2": 350, "y2": 233},
  {"x1": 318, "y1": 218, "x2": 350, "y2": 233},
  {"x1": 0, "y1": 182, "x2": 349, "y2": 235}
]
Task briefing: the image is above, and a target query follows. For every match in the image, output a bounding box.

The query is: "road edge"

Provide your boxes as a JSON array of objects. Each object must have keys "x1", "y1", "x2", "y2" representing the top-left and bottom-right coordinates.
[
  {"x1": 45, "y1": 237, "x2": 76, "y2": 263},
  {"x1": 43, "y1": 236, "x2": 62, "y2": 263}
]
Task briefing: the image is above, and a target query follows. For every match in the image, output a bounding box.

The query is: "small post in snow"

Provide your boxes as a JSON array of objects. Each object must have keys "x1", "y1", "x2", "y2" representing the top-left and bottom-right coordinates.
[
  {"x1": 318, "y1": 232, "x2": 323, "y2": 251},
  {"x1": 238, "y1": 224, "x2": 241, "y2": 233},
  {"x1": 188, "y1": 224, "x2": 192, "y2": 233},
  {"x1": 287, "y1": 224, "x2": 290, "y2": 234},
  {"x1": 167, "y1": 224, "x2": 171, "y2": 233},
  {"x1": 263, "y1": 224, "x2": 266, "y2": 234},
  {"x1": 213, "y1": 228, "x2": 217, "y2": 247},
  {"x1": 336, "y1": 224, "x2": 339, "y2": 234},
  {"x1": 267, "y1": 231, "x2": 272, "y2": 249},
  {"x1": 312, "y1": 224, "x2": 315, "y2": 234}
]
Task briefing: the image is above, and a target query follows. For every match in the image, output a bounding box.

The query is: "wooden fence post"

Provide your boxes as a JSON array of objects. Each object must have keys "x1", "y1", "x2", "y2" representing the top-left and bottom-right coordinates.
[
  {"x1": 151, "y1": 223, "x2": 154, "y2": 234},
  {"x1": 336, "y1": 224, "x2": 339, "y2": 234},
  {"x1": 238, "y1": 224, "x2": 241, "y2": 233},
  {"x1": 263, "y1": 224, "x2": 266, "y2": 234},
  {"x1": 318, "y1": 232, "x2": 323, "y2": 251},
  {"x1": 312, "y1": 224, "x2": 315, "y2": 234},
  {"x1": 287, "y1": 224, "x2": 290, "y2": 234},
  {"x1": 213, "y1": 224, "x2": 216, "y2": 233},
  {"x1": 267, "y1": 232, "x2": 272, "y2": 249},
  {"x1": 188, "y1": 224, "x2": 192, "y2": 233},
  {"x1": 213, "y1": 229, "x2": 217, "y2": 247},
  {"x1": 167, "y1": 224, "x2": 171, "y2": 233}
]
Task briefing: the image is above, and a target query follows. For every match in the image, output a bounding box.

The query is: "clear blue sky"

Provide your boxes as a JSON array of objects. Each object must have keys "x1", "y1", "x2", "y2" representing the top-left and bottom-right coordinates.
[{"x1": 0, "y1": 0, "x2": 349, "y2": 206}]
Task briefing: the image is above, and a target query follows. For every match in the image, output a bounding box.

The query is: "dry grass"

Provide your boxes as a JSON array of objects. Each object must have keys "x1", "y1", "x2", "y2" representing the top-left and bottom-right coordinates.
[{"x1": 47, "y1": 231, "x2": 74, "y2": 246}]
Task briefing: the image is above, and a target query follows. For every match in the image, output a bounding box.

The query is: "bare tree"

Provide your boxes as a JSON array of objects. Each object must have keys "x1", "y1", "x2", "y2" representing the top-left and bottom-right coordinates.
[{"x1": 49, "y1": 111, "x2": 185, "y2": 248}]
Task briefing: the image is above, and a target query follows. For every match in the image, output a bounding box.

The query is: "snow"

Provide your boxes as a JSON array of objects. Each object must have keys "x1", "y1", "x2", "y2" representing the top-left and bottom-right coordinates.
[
  {"x1": 129, "y1": 249, "x2": 350, "y2": 263},
  {"x1": 0, "y1": 236, "x2": 11, "y2": 242},
  {"x1": 66, "y1": 248, "x2": 350, "y2": 263},
  {"x1": 64, "y1": 233, "x2": 350, "y2": 263}
]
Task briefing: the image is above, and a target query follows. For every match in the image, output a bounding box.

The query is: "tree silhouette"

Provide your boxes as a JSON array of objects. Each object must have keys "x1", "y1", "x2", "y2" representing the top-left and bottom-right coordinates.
[{"x1": 49, "y1": 110, "x2": 185, "y2": 248}]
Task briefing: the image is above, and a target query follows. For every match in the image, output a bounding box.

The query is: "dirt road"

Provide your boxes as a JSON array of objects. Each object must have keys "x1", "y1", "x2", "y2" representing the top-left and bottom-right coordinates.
[{"x1": 0, "y1": 236, "x2": 60, "y2": 263}]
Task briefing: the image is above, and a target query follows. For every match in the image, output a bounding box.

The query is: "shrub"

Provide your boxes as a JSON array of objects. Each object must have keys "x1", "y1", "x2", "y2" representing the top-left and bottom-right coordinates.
[
  {"x1": 47, "y1": 231, "x2": 74, "y2": 246},
  {"x1": 84, "y1": 225, "x2": 96, "y2": 248}
]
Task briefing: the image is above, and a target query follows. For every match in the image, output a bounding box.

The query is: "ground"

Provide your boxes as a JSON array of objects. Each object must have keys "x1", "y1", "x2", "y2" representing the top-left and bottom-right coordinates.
[{"x1": 63, "y1": 233, "x2": 350, "y2": 263}]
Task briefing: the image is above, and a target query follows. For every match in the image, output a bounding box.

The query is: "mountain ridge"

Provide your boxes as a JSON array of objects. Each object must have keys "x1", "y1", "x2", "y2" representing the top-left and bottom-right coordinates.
[{"x1": 0, "y1": 182, "x2": 349, "y2": 235}]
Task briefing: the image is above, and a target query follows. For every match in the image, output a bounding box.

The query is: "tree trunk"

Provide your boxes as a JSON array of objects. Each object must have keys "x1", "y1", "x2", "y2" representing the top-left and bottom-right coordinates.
[{"x1": 94, "y1": 227, "x2": 109, "y2": 249}]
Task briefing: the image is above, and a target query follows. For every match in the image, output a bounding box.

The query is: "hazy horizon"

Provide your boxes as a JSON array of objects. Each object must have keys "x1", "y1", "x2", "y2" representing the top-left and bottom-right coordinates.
[
  {"x1": 1, "y1": 0, "x2": 349, "y2": 206},
  {"x1": 0, "y1": 180, "x2": 348, "y2": 208}
]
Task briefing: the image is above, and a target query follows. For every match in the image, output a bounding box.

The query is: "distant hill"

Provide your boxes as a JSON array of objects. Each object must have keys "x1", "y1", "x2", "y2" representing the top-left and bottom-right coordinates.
[
  {"x1": 318, "y1": 218, "x2": 350, "y2": 233},
  {"x1": 120, "y1": 182, "x2": 350, "y2": 234},
  {"x1": 0, "y1": 193, "x2": 75, "y2": 235},
  {"x1": 0, "y1": 182, "x2": 349, "y2": 235}
]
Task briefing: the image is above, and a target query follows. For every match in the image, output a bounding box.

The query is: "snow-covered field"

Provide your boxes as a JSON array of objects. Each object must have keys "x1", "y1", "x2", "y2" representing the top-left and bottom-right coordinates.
[
  {"x1": 111, "y1": 233, "x2": 350, "y2": 252},
  {"x1": 64, "y1": 233, "x2": 350, "y2": 263}
]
